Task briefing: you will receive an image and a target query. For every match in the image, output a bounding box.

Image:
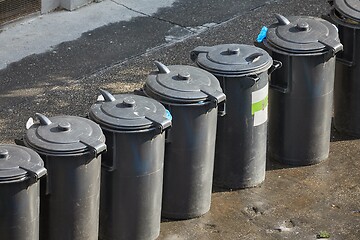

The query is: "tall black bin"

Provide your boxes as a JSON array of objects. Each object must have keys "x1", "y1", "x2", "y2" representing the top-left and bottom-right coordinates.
[
  {"x1": 144, "y1": 61, "x2": 226, "y2": 219},
  {"x1": 24, "y1": 113, "x2": 106, "y2": 240},
  {"x1": 89, "y1": 90, "x2": 171, "y2": 240},
  {"x1": 263, "y1": 14, "x2": 343, "y2": 165},
  {"x1": 191, "y1": 44, "x2": 278, "y2": 189},
  {"x1": 0, "y1": 145, "x2": 46, "y2": 240},
  {"x1": 329, "y1": 0, "x2": 360, "y2": 136}
]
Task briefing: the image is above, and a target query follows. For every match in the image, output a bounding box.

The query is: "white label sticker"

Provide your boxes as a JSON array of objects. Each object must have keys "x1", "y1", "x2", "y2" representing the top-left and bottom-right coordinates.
[{"x1": 252, "y1": 83, "x2": 268, "y2": 127}]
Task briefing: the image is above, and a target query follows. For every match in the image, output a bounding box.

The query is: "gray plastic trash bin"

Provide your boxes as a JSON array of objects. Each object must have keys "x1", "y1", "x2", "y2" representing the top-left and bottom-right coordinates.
[
  {"x1": 0, "y1": 144, "x2": 46, "y2": 240},
  {"x1": 143, "y1": 61, "x2": 226, "y2": 219},
  {"x1": 263, "y1": 14, "x2": 343, "y2": 165},
  {"x1": 89, "y1": 90, "x2": 171, "y2": 240},
  {"x1": 24, "y1": 113, "x2": 106, "y2": 240},
  {"x1": 328, "y1": 0, "x2": 360, "y2": 136},
  {"x1": 191, "y1": 44, "x2": 279, "y2": 189}
]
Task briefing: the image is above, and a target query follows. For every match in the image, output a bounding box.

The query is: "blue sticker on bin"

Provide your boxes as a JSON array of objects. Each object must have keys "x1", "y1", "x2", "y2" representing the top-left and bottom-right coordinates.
[
  {"x1": 256, "y1": 26, "x2": 268, "y2": 43},
  {"x1": 165, "y1": 109, "x2": 172, "y2": 121}
]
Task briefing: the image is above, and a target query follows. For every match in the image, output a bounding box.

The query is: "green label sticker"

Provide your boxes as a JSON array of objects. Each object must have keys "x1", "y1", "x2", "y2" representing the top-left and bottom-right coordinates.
[
  {"x1": 252, "y1": 95, "x2": 268, "y2": 115},
  {"x1": 252, "y1": 83, "x2": 268, "y2": 126}
]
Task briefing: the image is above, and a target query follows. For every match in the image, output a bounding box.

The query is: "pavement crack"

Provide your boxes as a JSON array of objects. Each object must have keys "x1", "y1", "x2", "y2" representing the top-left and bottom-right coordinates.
[{"x1": 110, "y1": 0, "x2": 197, "y2": 33}]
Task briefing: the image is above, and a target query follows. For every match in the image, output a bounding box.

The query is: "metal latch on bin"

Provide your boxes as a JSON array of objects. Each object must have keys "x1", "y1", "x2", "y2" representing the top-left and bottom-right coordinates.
[
  {"x1": 18, "y1": 160, "x2": 47, "y2": 182},
  {"x1": 145, "y1": 113, "x2": 172, "y2": 133},
  {"x1": 79, "y1": 137, "x2": 107, "y2": 159},
  {"x1": 318, "y1": 37, "x2": 343, "y2": 56},
  {"x1": 99, "y1": 88, "x2": 172, "y2": 133},
  {"x1": 200, "y1": 85, "x2": 226, "y2": 113}
]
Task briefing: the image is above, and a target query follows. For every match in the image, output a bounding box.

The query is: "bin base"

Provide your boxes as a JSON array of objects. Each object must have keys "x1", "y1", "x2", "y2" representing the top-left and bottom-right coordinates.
[
  {"x1": 213, "y1": 179, "x2": 265, "y2": 190},
  {"x1": 333, "y1": 124, "x2": 360, "y2": 138},
  {"x1": 161, "y1": 209, "x2": 209, "y2": 220},
  {"x1": 269, "y1": 152, "x2": 328, "y2": 166}
]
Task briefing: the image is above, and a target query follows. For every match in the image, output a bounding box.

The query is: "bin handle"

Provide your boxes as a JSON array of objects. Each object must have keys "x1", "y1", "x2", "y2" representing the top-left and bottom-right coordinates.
[
  {"x1": 336, "y1": 28, "x2": 357, "y2": 67},
  {"x1": 35, "y1": 113, "x2": 52, "y2": 126},
  {"x1": 190, "y1": 46, "x2": 212, "y2": 61},
  {"x1": 269, "y1": 56, "x2": 290, "y2": 93},
  {"x1": 99, "y1": 89, "x2": 116, "y2": 102},
  {"x1": 217, "y1": 77, "x2": 226, "y2": 117},
  {"x1": 268, "y1": 60, "x2": 282, "y2": 75},
  {"x1": 275, "y1": 14, "x2": 290, "y2": 25},
  {"x1": 164, "y1": 106, "x2": 173, "y2": 143},
  {"x1": 133, "y1": 88, "x2": 147, "y2": 96},
  {"x1": 154, "y1": 61, "x2": 170, "y2": 74}
]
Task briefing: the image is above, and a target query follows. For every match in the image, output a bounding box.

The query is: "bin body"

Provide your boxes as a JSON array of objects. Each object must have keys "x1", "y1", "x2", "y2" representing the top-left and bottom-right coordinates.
[
  {"x1": 268, "y1": 53, "x2": 335, "y2": 164},
  {"x1": 39, "y1": 153, "x2": 101, "y2": 240},
  {"x1": 191, "y1": 44, "x2": 274, "y2": 188},
  {"x1": 24, "y1": 114, "x2": 106, "y2": 240},
  {"x1": 89, "y1": 92, "x2": 171, "y2": 240},
  {"x1": 330, "y1": 1, "x2": 360, "y2": 136},
  {"x1": 263, "y1": 15, "x2": 342, "y2": 165},
  {"x1": 144, "y1": 63, "x2": 226, "y2": 219},
  {"x1": 0, "y1": 145, "x2": 46, "y2": 240},
  {"x1": 161, "y1": 102, "x2": 218, "y2": 218}
]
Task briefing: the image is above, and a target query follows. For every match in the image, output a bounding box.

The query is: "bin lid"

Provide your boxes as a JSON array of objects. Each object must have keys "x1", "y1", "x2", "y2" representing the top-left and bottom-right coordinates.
[
  {"x1": 89, "y1": 90, "x2": 172, "y2": 132},
  {"x1": 0, "y1": 144, "x2": 46, "y2": 183},
  {"x1": 191, "y1": 44, "x2": 273, "y2": 77},
  {"x1": 333, "y1": 0, "x2": 360, "y2": 22},
  {"x1": 24, "y1": 114, "x2": 106, "y2": 156},
  {"x1": 265, "y1": 14, "x2": 343, "y2": 55},
  {"x1": 145, "y1": 61, "x2": 226, "y2": 104}
]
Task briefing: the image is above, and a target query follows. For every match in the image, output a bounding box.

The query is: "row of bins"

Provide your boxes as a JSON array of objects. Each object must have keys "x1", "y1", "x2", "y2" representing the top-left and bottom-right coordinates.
[{"x1": 2, "y1": 0, "x2": 360, "y2": 238}]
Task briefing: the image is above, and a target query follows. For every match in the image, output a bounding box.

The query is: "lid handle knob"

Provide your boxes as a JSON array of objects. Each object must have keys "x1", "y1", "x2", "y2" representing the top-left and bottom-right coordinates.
[
  {"x1": 296, "y1": 22, "x2": 310, "y2": 31},
  {"x1": 275, "y1": 14, "x2": 290, "y2": 25},
  {"x1": 0, "y1": 149, "x2": 9, "y2": 159},
  {"x1": 122, "y1": 97, "x2": 136, "y2": 107},
  {"x1": 177, "y1": 72, "x2": 191, "y2": 80},
  {"x1": 57, "y1": 121, "x2": 71, "y2": 131},
  {"x1": 154, "y1": 61, "x2": 170, "y2": 74},
  {"x1": 36, "y1": 113, "x2": 52, "y2": 126},
  {"x1": 99, "y1": 89, "x2": 116, "y2": 102},
  {"x1": 227, "y1": 47, "x2": 240, "y2": 55}
]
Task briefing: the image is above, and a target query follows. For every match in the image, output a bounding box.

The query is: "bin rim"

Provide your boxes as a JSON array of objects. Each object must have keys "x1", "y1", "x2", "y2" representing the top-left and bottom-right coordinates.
[
  {"x1": 265, "y1": 15, "x2": 342, "y2": 56},
  {"x1": 329, "y1": 9, "x2": 360, "y2": 29},
  {"x1": 191, "y1": 44, "x2": 274, "y2": 77},
  {"x1": 0, "y1": 144, "x2": 46, "y2": 183},
  {"x1": 333, "y1": 0, "x2": 360, "y2": 23},
  {"x1": 24, "y1": 114, "x2": 106, "y2": 157},
  {"x1": 89, "y1": 91, "x2": 171, "y2": 133},
  {"x1": 144, "y1": 62, "x2": 225, "y2": 105}
]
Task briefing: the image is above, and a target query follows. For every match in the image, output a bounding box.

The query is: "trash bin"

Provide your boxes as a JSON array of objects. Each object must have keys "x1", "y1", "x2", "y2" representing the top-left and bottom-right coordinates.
[
  {"x1": 89, "y1": 90, "x2": 171, "y2": 240},
  {"x1": 328, "y1": 0, "x2": 360, "y2": 136},
  {"x1": 0, "y1": 144, "x2": 46, "y2": 240},
  {"x1": 191, "y1": 44, "x2": 279, "y2": 189},
  {"x1": 143, "y1": 61, "x2": 226, "y2": 219},
  {"x1": 23, "y1": 113, "x2": 106, "y2": 240},
  {"x1": 262, "y1": 14, "x2": 343, "y2": 165}
]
